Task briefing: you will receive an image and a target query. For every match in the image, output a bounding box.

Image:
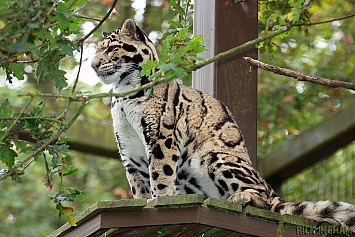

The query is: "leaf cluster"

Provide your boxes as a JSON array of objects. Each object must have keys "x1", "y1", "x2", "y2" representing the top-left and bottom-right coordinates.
[
  {"x1": 0, "y1": 0, "x2": 84, "y2": 91},
  {"x1": 141, "y1": 27, "x2": 205, "y2": 89},
  {"x1": 257, "y1": 0, "x2": 312, "y2": 58}
]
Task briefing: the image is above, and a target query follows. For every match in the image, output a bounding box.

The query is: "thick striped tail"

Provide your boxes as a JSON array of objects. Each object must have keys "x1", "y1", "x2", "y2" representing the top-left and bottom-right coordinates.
[{"x1": 272, "y1": 200, "x2": 355, "y2": 230}]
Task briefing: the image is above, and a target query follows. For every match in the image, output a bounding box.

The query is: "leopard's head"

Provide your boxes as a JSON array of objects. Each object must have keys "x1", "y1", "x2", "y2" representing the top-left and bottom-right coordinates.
[{"x1": 91, "y1": 19, "x2": 158, "y2": 85}]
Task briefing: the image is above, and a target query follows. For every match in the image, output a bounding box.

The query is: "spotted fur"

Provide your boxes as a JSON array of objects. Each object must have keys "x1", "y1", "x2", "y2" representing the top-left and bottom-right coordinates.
[{"x1": 91, "y1": 19, "x2": 355, "y2": 230}]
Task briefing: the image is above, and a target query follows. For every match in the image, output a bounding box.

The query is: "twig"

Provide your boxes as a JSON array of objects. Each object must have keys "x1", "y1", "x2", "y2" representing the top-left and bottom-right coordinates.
[
  {"x1": 77, "y1": 0, "x2": 118, "y2": 44},
  {"x1": 57, "y1": 41, "x2": 84, "y2": 120},
  {"x1": 0, "y1": 96, "x2": 33, "y2": 143},
  {"x1": 183, "y1": 0, "x2": 190, "y2": 27},
  {"x1": 0, "y1": 117, "x2": 64, "y2": 124},
  {"x1": 74, "y1": 14, "x2": 101, "y2": 22},
  {"x1": 295, "y1": 13, "x2": 355, "y2": 27},
  {"x1": 66, "y1": 0, "x2": 77, "y2": 9},
  {"x1": 72, "y1": 43, "x2": 84, "y2": 95},
  {"x1": 244, "y1": 57, "x2": 355, "y2": 91},
  {"x1": 72, "y1": 0, "x2": 93, "y2": 15}
]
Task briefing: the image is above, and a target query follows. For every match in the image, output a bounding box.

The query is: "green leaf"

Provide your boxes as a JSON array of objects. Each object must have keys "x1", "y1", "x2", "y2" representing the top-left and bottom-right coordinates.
[
  {"x1": 11, "y1": 172, "x2": 23, "y2": 183},
  {"x1": 50, "y1": 68, "x2": 68, "y2": 91},
  {"x1": 68, "y1": 188, "x2": 85, "y2": 201},
  {"x1": 8, "y1": 63, "x2": 24, "y2": 80},
  {"x1": 0, "y1": 144, "x2": 17, "y2": 168},
  {"x1": 0, "y1": 99, "x2": 12, "y2": 117},
  {"x1": 51, "y1": 152, "x2": 60, "y2": 169},
  {"x1": 140, "y1": 60, "x2": 159, "y2": 77},
  {"x1": 27, "y1": 23, "x2": 40, "y2": 29},
  {"x1": 146, "y1": 88, "x2": 154, "y2": 99},
  {"x1": 158, "y1": 64, "x2": 187, "y2": 78},
  {"x1": 56, "y1": 203, "x2": 66, "y2": 217},
  {"x1": 57, "y1": 40, "x2": 75, "y2": 56},
  {"x1": 49, "y1": 188, "x2": 85, "y2": 203},
  {"x1": 51, "y1": 193, "x2": 74, "y2": 202},
  {"x1": 62, "y1": 165, "x2": 78, "y2": 176}
]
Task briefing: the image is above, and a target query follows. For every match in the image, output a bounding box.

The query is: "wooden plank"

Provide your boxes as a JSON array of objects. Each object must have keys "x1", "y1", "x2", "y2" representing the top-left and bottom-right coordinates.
[
  {"x1": 193, "y1": 0, "x2": 258, "y2": 164},
  {"x1": 258, "y1": 102, "x2": 355, "y2": 189}
]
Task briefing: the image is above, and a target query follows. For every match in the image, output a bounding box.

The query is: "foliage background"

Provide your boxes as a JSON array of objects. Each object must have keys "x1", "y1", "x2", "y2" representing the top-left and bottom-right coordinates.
[{"x1": 0, "y1": 0, "x2": 355, "y2": 235}]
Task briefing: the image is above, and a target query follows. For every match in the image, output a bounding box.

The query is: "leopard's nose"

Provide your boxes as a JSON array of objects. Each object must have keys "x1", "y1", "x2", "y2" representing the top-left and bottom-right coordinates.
[{"x1": 91, "y1": 62, "x2": 100, "y2": 72}]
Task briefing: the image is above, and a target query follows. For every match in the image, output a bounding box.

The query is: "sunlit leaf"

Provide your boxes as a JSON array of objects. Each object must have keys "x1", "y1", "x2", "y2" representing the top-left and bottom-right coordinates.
[
  {"x1": 0, "y1": 20, "x2": 5, "y2": 30},
  {"x1": 62, "y1": 206, "x2": 74, "y2": 214},
  {"x1": 68, "y1": 216, "x2": 77, "y2": 226}
]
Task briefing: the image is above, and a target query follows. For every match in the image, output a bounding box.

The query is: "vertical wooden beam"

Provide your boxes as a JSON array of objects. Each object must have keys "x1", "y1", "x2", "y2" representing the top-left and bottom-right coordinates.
[{"x1": 193, "y1": 0, "x2": 258, "y2": 164}]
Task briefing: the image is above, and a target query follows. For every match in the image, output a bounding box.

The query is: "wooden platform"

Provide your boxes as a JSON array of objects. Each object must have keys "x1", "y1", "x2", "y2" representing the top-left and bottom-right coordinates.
[{"x1": 47, "y1": 194, "x2": 349, "y2": 237}]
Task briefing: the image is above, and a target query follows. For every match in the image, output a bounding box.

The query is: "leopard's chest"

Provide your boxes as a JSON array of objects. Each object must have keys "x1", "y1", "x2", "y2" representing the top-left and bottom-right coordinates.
[{"x1": 111, "y1": 97, "x2": 148, "y2": 165}]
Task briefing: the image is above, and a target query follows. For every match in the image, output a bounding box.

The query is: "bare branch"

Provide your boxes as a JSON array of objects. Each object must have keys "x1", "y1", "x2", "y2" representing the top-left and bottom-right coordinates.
[
  {"x1": 74, "y1": 14, "x2": 101, "y2": 22},
  {"x1": 183, "y1": 0, "x2": 191, "y2": 28},
  {"x1": 72, "y1": 0, "x2": 93, "y2": 15},
  {"x1": 77, "y1": 0, "x2": 118, "y2": 44},
  {"x1": 0, "y1": 117, "x2": 64, "y2": 124},
  {"x1": 295, "y1": 13, "x2": 355, "y2": 27},
  {"x1": 244, "y1": 57, "x2": 355, "y2": 91},
  {"x1": 66, "y1": 0, "x2": 77, "y2": 9}
]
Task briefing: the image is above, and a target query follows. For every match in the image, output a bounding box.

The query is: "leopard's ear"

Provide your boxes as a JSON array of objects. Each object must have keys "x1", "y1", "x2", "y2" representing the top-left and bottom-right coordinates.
[
  {"x1": 122, "y1": 19, "x2": 138, "y2": 38},
  {"x1": 102, "y1": 32, "x2": 109, "y2": 37},
  {"x1": 121, "y1": 19, "x2": 147, "y2": 42}
]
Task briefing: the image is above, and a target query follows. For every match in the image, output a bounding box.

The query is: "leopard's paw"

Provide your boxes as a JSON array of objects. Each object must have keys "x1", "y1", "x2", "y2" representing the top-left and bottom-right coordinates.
[{"x1": 227, "y1": 192, "x2": 251, "y2": 205}]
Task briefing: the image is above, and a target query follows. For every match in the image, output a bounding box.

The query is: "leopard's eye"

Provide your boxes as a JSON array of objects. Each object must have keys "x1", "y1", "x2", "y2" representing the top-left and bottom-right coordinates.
[{"x1": 105, "y1": 46, "x2": 117, "y2": 55}]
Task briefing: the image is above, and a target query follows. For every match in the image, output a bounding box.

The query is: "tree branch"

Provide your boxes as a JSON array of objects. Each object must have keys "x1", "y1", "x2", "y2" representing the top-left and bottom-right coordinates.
[
  {"x1": 244, "y1": 57, "x2": 355, "y2": 91},
  {"x1": 189, "y1": 25, "x2": 290, "y2": 72},
  {"x1": 18, "y1": 78, "x2": 167, "y2": 101}
]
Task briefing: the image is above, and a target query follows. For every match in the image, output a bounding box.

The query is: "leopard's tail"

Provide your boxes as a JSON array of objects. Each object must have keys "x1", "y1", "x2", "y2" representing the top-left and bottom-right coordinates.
[{"x1": 271, "y1": 197, "x2": 355, "y2": 229}]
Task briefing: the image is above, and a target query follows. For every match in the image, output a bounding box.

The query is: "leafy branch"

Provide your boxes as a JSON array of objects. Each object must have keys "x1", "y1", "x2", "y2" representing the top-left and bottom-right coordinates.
[{"x1": 0, "y1": 100, "x2": 86, "y2": 181}]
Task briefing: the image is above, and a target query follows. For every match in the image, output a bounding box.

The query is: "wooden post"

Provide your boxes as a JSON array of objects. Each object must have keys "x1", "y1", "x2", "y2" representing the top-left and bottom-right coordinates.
[{"x1": 193, "y1": 0, "x2": 258, "y2": 164}]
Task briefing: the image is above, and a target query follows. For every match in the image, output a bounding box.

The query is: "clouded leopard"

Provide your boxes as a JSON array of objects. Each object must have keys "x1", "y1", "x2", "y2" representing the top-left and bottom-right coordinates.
[{"x1": 91, "y1": 19, "x2": 355, "y2": 229}]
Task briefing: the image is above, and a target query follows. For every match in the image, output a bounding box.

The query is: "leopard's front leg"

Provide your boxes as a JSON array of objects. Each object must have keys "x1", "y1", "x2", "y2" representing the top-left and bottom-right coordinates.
[
  {"x1": 148, "y1": 140, "x2": 178, "y2": 198},
  {"x1": 142, "y1": 107, "x2": 180, "y2": 198},
  {"x1": 121, "y1": 155, "x2": 151, "y2": 199}
]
